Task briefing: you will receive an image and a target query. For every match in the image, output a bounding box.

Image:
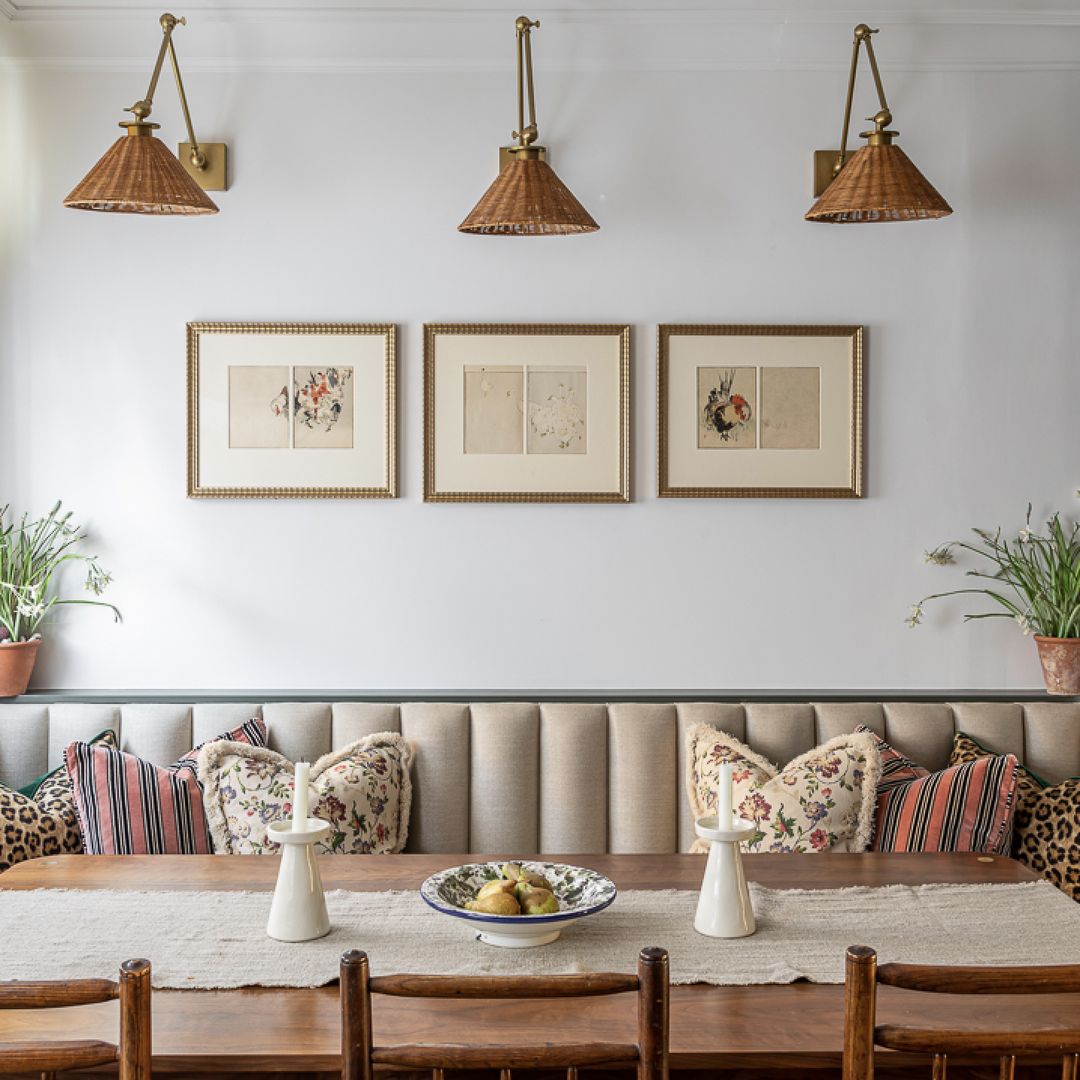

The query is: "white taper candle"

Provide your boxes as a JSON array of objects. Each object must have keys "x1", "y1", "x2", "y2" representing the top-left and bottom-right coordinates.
[
  {"x1": 293, "y1": 761, "x2": 310, "y2": 831},
  {"x1": 718, "y1": 762, "x2": 733, "y2": 830}
]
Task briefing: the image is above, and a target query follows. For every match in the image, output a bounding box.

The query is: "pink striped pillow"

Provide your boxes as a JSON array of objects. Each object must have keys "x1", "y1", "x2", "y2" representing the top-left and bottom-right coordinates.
[
  {"x1": 856, "y1": 727, "x2": 1019, "y2": 854},
  {"x1": 66, "y1": 718, "x2": 266, "y2": 855}
]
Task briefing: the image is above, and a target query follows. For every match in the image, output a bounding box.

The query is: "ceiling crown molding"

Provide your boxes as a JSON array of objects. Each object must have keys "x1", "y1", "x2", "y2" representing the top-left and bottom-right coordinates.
[{"x1": 3, "y1": 5, "x2": 1080, "y2": 24}]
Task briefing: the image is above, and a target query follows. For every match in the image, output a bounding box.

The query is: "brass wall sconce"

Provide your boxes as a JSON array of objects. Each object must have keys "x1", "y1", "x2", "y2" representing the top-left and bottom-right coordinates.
[
  {"x1": 458, "y1": 16, "x2": 598, "y2": 235},
  {"x1": 805, "y1": 24, "x2": 951, "y2": 224},
  {"x1": 64, "y1": 13, "x2": 224, "y2": 215}
]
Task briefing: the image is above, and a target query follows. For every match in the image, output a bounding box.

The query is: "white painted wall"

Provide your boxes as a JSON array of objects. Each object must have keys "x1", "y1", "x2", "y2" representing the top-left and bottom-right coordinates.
[{"x1": 1, "y1": 3, "x2": 1078, "y2": 691}]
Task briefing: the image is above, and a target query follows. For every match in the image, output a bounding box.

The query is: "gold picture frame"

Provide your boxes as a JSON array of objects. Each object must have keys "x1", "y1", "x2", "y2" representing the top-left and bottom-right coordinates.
[
  {"x1": 658, "y1": 324, "x2": 864, "y2": 498},
  {"x1": 187, "y1": 322, "x2": 397, "y2": 499},
  {"x1": 423, "y1": 323, "x2": 630, "y2": 503}
]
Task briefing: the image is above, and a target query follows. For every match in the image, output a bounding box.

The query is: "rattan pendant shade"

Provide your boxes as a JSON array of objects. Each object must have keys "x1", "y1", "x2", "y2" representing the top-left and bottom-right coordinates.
[
  {"x1": 805, "y1": 144, "x2": 951, "y2": 223},
  {"x1": 458, "y1": 158, "x2": 598, "y2": 235},
  {"x1": 64, "y1": 132, "x2": 218, "y2": 214}
]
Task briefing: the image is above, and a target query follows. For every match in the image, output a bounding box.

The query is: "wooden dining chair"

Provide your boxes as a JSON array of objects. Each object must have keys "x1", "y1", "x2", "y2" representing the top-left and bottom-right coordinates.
[
  {"x1": 340, "y1": 946, "x2": 668, "y2": 1080},
  {"x1": 843, "y1": 944, "x2": 1080, "y2": 1080},
  {"x1": 0, "y1": 958, "x2": 151, "y2": 1080}
]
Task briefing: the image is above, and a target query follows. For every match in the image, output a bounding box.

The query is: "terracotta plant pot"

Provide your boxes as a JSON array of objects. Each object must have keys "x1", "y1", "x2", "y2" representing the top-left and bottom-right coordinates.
[
  {"x1": 1034, "y1": 636, "x2": 1080, "y2": 696},
  {"x1": 0, "y1": 639, "x2": 41, "y2": 697}
]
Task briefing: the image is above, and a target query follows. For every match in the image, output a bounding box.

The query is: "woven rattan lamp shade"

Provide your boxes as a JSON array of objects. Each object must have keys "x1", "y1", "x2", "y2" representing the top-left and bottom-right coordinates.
[
  {"x1": 805, "y1": 144, "x2": 951, "y2": 223},
  {"x1": 64, "y1": 132, "x2": 218, "y2": 215},
  {"x1": 459, "y1": 158, "x2": 598, "y2": 235}
]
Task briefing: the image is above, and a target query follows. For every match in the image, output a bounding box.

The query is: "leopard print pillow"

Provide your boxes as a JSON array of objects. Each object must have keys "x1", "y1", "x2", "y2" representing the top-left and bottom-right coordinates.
[
  {"x1": 0, "y1": 729, "x2": 118, "y2": 874},
  {"x1": 949, "y1": 731, "x2": 1079, "y2": 901}
]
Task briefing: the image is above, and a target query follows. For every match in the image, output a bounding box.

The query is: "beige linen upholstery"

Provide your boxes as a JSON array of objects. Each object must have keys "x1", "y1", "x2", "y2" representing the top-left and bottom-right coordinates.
[{"x1": 2, "y1": 699, "x2": 1078, "y2": 854}]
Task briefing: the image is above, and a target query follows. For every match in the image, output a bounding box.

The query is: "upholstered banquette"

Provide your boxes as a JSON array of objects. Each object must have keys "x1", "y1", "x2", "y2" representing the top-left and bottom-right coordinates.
[{"x1": 1, "y1": 699, "x2": 1078, "y2": 854}]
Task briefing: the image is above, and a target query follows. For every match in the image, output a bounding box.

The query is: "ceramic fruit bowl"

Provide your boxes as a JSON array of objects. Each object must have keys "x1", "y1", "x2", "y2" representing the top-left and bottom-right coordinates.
[{"x1": 420, "y1": 861, "x2": 617, "y2": 948}]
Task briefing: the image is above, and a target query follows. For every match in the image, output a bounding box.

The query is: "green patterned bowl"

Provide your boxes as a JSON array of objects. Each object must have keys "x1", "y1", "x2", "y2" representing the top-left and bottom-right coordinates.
[{"x1": 420, "y1": 860, "x2": 617, "y2": 948}]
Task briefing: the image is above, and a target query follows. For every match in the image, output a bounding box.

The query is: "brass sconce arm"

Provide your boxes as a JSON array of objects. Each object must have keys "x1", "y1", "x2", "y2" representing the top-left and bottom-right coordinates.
[
  {"x1": 833, "y1": 24, "x2": 898, "y2": 178},
  {"x1": 124, "y1": 14, "x2": 206, "y2": 172},
  {"x1": 512, "y1": 16, "x2": 542, "y2": 158}
]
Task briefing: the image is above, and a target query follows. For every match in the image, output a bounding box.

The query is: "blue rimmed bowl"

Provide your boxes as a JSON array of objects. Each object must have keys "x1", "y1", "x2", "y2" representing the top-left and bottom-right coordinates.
[{"x1": 420, "y1": 861, "x2": 617, "y2": 948}]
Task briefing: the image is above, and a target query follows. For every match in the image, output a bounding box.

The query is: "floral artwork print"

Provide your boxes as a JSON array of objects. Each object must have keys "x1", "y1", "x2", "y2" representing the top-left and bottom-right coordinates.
[
  {"x1": 197, "y1": 734, "x2": 412, "y2": 856},
  {"x1": 527, "y1": 369, "x2": 586, "y2": 454},
  {"x1": 685, "y1": 725, "x2": 881, "y2": 854}
]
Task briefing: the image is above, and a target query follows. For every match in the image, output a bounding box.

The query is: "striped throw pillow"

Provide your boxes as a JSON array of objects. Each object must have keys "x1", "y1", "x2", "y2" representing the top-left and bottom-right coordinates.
[
  {"x1": 856, "y1": 727, "x2": 1019, "y2": 855},
  {"x1": 66, "y1": 718, "x2": 267, "y2": 855}
]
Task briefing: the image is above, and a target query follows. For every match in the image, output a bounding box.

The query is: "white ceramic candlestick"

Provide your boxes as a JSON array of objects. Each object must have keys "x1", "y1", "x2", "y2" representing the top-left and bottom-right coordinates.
[
  {"x1": 694, "y1": 815, "x2": 756, "y2": 938},
  {"x1": 266, "y1": 818, "x2": 331, "y2": 942}
]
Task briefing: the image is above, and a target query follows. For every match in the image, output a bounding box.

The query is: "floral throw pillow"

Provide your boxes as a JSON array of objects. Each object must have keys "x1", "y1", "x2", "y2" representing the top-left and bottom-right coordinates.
[
  {"x1": 0, "y1": 729, "x2": 118, "y2": 873},
  {"x1": 685, "y1": 726, "x2": 881, "y2": 853},
  {"x1": 198, "y1": 732, "x2": 412, "y2": 855}
]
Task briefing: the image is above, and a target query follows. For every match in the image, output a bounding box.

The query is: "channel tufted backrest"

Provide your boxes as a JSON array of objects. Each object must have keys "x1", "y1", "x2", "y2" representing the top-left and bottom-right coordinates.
[{"x1": 1, "y1": 699, "x2": 1079, "y2": 854}]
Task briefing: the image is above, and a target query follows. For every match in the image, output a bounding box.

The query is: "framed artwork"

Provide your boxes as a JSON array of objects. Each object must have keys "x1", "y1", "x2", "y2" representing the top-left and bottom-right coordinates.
[
  {"x1": 187, "y1": 322, "x2": 396, "y2": 498},
  {"x1": 423, "y1": 323, "x2": 630, "y2": 503},
  {"x1": 657, "y1": 324, "x2": 864, "y2": 498}
]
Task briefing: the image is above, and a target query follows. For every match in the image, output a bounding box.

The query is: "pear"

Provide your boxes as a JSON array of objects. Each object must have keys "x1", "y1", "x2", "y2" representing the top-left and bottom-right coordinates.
[
  {"x1": 515, "y1": 883, "x2": 560, "y2": 915},
  {"x1": 465, "y1": 891, "x2": 521, "y2": 916},
  {"x1": 502, "y1": 863, "x2": 553, "y2": 891},
  {"x1": 476, "y1": 878, "x2": 518, "y2": 901}
]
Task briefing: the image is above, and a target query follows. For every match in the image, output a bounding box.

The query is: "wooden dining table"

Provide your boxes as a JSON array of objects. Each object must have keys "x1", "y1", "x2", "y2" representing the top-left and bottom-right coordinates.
[{"x1": 0, "y1": 852, "x2": 1072, "y2": 1079}]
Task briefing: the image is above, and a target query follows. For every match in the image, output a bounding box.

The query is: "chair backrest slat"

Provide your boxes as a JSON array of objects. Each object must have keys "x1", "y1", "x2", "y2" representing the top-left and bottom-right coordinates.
[
  {"x1": 878, "y1": 962, "x2": 1080, "y2": 995},
  {"x1": 0, "y1": 980, "x2": 118, "y2": 1009},
  {"x1": 0, "y1": 1040, "x2": 119, "y2": 1075},
  {"x1": 372, "y1": 1043, "x2": 641, "y2": 1069},
  {"x1": 369, "y1": 972, "x2": 641, "y2": 998},
  {"x1": 875, "y1": 1026, "x2": 1080, "y2": 1056}
]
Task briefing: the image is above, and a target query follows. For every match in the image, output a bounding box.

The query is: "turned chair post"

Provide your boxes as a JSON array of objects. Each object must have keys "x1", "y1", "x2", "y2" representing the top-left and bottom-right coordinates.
[
  {"x1": 340, "y1": 950, "x2": 373, "y2": 1080},
  {"x1": 637, "y1": 946, "x2": 669, "y2": 1080},
  {"x1": 843, "y1": 945, "x2": 877, "y2": 1080},
  {"x1": 118, "y1": 959, "x2": 152, "y2": 1080}
]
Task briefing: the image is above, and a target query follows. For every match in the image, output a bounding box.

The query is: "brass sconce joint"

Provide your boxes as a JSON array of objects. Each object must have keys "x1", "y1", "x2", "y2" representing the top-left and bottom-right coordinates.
[{"x1": 510, "y1": 16, "x2": 542, "y2": 160}]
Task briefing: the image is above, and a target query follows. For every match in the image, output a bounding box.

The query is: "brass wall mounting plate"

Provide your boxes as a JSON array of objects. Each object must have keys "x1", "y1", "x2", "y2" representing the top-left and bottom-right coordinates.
[
  {"x1": 179, "y1": 142, "x2": 228, "y2": 191},
  {"x1": 499, "y1": 144, "x2": 546, "y2": 172},
  {"x1": 814, "y1": 149, "x2": 841, "y2": 197}
]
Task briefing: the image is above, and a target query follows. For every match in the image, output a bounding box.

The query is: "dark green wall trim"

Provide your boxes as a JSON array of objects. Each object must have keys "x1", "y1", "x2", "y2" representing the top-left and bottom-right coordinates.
[{"x1": 6, "y1": 689, "x2": 1075, "y2": 704}]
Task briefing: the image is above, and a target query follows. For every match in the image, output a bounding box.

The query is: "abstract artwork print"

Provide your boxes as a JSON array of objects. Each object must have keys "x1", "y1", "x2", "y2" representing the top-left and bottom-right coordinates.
[
  {"x1": 463, "y1": 367, "x2": 524, "y2": 454},
  {"x1": 760, "y1": 367, "x2": 820, "y2": 449}
]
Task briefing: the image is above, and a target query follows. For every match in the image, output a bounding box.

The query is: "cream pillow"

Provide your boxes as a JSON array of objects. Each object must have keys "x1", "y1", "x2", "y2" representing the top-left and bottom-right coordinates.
[
  {"x1": 198, "y1": 732, "x2": 412, "y2": 855},
  {"x1": 685, "y1": 725, "x2": 881, "y2": 853}
]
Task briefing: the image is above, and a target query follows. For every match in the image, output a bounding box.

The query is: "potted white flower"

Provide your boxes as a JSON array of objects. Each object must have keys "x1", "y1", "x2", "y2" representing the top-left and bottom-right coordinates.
[
  {"x1": 0, "y1": 501, "x2": 121, "y2": 696},
  {"x1": 909, "y1": 499, "x2": 1080, "y2": 695}
]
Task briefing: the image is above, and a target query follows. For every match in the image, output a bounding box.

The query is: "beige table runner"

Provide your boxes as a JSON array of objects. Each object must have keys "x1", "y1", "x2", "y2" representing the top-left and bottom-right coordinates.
[{"x1": 1, "y1": 881, "x2": 1077, "y2": 989}]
